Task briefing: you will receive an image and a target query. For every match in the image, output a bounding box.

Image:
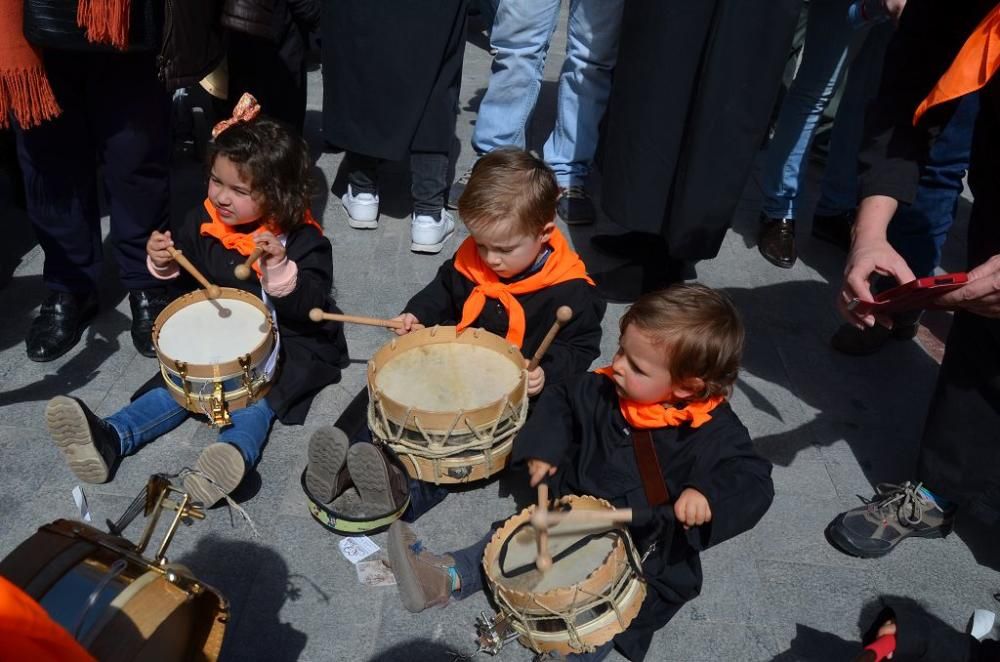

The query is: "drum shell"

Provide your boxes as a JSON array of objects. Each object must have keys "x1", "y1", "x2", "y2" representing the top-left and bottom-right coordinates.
[{"x1": 0, "y1": 519, "x2": 228, "y2": 662}]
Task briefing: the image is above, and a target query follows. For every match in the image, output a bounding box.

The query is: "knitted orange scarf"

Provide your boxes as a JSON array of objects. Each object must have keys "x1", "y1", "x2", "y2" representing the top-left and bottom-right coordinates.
[
  {"x1": 0, "y1": 0, "x2": 61, "y2": 129},
  {"x1": 593, "y1": 366, "x2": 724, "y2": 430}
]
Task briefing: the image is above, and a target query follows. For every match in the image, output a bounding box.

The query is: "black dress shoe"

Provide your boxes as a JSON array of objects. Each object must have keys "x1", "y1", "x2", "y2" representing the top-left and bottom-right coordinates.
[
  {"x1": 45, "y1": 395, "x2": 122, "y2": 484},
  {"x1": 811, "y1": 210, "x2": 853, "y2": 251},
  {"x1": 592, "y1": 257, "x2": 687, "y2": 304},
  {"x1": 26, "y1": 291, "x2": 99, "y2": 362},
  {"x1": 758, "y1": 215, "x2": 797, "y2": 269},
  {"x1": 129, "y1": 288, "x2": 171, "y2": 357},
  {"x1": 590, "y1": 231, "x2": 665, "y2": 260}
]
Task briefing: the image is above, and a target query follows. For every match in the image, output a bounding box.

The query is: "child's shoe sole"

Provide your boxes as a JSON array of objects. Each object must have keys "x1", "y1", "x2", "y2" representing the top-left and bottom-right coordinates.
[
  {"x1": 183, "y1": 443, "x2": 245, "y2": 508},
  {"x1": 347, "y1": 443, "x2": 395, "y2": 512},
  {"x1": 46, "y1": 395, "x2": 110, "y2": 484},
  {"x1": 305, "y1": 426, "x2": 350, "y2": 503}
]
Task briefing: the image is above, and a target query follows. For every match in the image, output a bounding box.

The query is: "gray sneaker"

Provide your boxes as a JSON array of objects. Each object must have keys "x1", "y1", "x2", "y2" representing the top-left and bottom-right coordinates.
[
  {"x1": 387, "y1": 521, "x2": 455, "y2": 613},
  {"x1": 183, "y1": 443, "x2": 246, "y2": 508},
  {"x1": 447, "y1": 164, "x2": 476, "y2": 209},
  {"x1": 827, "y1": 481, "x2": 953, "y2": 558}
]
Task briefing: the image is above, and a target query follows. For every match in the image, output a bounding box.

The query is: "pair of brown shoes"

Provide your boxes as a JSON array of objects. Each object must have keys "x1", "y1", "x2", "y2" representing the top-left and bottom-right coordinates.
[{"x1": 304, "y1": 427, "x2": 407, "y2": 517}]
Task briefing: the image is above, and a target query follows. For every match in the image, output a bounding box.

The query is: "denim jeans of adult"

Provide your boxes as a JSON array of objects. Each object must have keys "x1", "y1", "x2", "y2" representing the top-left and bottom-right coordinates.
[
  {"x1": 761, "y1": 0, "x2": 854, "y2": 219},
  {"x1": 106, "y1": 387, "x2": 275, "y2": 466},
  {"x1": 345, "y1": 150, "x2": 449, "y2": 216},
  {"x1": 471, "y1": 0, "x2": 624, "y2": 187}
]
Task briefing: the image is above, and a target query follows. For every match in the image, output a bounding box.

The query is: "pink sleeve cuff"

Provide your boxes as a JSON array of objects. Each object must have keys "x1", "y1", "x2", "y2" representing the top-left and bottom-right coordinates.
[
  {"x1": 147, "y1": 255, "x2": 180, "y2": 280},
  {"x1": 262, "y1": 256, "x2": 298, "y2": 296}
]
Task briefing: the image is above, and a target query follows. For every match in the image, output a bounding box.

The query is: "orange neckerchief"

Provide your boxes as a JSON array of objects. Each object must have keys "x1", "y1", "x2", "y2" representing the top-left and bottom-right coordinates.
[
  {"x1": 199, "y1": 199, "x2": 322, "y2": 277},
  {"x1": 913, "y1": 6, "x2": 1000, "y2": 125},
  {"x1": 453, "y1": 227, "x2": 594, "y2": 347},
  {"x1": 594, "y1": 366, "x2": 723, "y2": 430},
  {"x1": 0, "y1": 576, "x2": 95, "y2": 662}
]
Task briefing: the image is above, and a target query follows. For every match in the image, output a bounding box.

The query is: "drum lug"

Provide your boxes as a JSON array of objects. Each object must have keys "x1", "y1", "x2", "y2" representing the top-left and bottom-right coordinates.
[
  {"x1": 209, "y1": 382, "x2": 231, "y2": 427},
  {"x1": 238, "y1": 354, "x2": 256, "y2": 397},
  {"x1": 176, "y1": 361, "x2": 193, "y2": 410}
]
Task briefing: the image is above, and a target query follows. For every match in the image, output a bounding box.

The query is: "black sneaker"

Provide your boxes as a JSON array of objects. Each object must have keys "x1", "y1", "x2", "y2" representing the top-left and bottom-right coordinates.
[
  {"x1": 827, "y1": 481, "x2": 954, "y2": 558},
  {"x1": 46, "y1": 395, "x2": 122, "y2": 484},
  {"x1": 758, "y1": 215, "x2": 796, "y2": 269},
  {"x1": 129, "y1": 288, "x2": 171, "y2": 358},
  {"x1": 26, "y1": 291, "x2": 99, "y2": 362},
  {"x1": 556, "y1": 186, "x2": 595, "y2": 225}
]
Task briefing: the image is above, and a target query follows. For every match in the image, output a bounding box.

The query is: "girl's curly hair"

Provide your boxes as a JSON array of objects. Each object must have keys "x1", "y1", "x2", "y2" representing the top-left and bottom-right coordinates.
[{"x1": 208, "y1": 117, "x2": 312, "y2": 233}]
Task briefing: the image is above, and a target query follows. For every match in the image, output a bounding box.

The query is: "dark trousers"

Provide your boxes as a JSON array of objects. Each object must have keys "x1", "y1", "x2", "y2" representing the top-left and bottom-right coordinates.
[
  {"x1": 13, "y1": 51, "x2": 170, "y2": 294},
  {"x1": 345, "y1": 150, "x2": 449, "y2": 216}
]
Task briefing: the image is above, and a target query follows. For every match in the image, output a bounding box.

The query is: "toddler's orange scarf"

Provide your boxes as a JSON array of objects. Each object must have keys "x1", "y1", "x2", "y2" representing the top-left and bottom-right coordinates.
[
  {"x1": 453, "y1": 227, "x2": 593, "y2": 348},
  {"x1": 594, "y1": 366, "x2": 723, "y2": 430},
  {"x1": 913, "y1": 5, "x2": 1000, "y2": 125},
  {"x1": 199, "y1": 199, "x2": 322, "y2": 277}
]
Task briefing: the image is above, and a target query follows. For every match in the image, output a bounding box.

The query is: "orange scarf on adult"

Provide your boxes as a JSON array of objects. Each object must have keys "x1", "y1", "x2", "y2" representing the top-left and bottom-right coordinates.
[
  {"x1": 913, "y1": 5, "x2": 1000, "y2": 125},
  {"x1": 0, "y1": 576, "x2": 95, "y2": 662},
  {"x1": 0, "y1": 0, "x2": 61, "y2": 129},
  {"x1": 199, "y1": 199, "x2": 322, "y2": 277},
  {"x1": 594, "y1": 366, "x2": 724, "y2": 430},
  {"x1": 453, "y1": 227, "x2": 593, "y2": 347}
]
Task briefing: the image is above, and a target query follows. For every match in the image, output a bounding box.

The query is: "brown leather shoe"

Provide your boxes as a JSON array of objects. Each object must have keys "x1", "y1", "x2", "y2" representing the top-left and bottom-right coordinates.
[{"x1": 758, "y1": 215, "x2": 796, "y2": 269}]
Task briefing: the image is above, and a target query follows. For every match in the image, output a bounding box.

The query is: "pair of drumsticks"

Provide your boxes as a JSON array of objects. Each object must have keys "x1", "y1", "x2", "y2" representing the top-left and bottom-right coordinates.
[
  {"x1": 162, "y1": 245, "x2": 265, "y2": 298},
  {"x1": 531, "y1": 484, "x2": 634, "y2": 572}
]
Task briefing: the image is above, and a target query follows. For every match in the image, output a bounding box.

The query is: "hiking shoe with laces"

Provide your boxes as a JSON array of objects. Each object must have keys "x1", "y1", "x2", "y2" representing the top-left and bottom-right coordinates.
[
  {"x1": 556, "y1": 186, "x2": 595, "y2": 225},
  {"x1": 447, "y1": 163, "x2": 476, "y2": 209},
  {"x1": 341, "y1": 184, "x2": 380, "y2": 229},
  {"x1": 387, "y1": 520, "x2": 455, "y2": 613},
  {"x1": 827, "y1": 481, "x2": 954, "y2": 558},
  {"x1": 183, "y1": 443, "x2": 246, "y2": 508}
]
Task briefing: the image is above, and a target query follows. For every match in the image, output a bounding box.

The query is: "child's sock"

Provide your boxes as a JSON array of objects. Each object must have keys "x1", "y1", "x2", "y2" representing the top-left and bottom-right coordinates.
[
  {"x1": 446, "y1": 566, "x2": 460, "y2": 592},
  {"x1": 918, "y1": 485, "x2": 954, "y2": 511}
]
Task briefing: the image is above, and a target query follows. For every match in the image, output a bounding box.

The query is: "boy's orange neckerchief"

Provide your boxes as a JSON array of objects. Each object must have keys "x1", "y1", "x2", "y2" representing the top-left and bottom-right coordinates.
[
  {"x1": 452, "y1": 227, "x2": 593, "y2": 348},
  {"x1": 593, "y1": 366, "x2": 723, "y2": 430},
  {"x1": 198, "y1": 199, "x2": 322, "y2": 277}
]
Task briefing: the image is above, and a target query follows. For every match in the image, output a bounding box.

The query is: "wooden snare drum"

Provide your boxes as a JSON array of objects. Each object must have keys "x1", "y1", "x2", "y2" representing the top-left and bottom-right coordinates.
[
  {"x1": 152, "y1": 287, "x2": 276, "y2": 427},
  {"x1": 367, "y1": 326, "x2": 528, "y2": 484},
  {"x1": 483, "y1": 496, "x2": 646, "y2": 655},
  {"x1": 0, "y1": 519, "x2": 228, "y2": 662}
]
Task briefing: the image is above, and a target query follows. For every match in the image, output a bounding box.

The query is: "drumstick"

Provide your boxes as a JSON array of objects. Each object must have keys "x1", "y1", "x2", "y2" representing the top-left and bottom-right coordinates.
[
  {"x1": 166, "y1": 246, "x2": 221, "y2": 298},
  {"x1": 308, "y1": 308, "x2": 407, "y2": 329},
  {"x1": 527, "y1": 306, "x2": 573, "y2": 371},
  {"x1": 234, "y1": 247, "x2": 265, "y2": 280},
  {"x1": 530, "y1": 507, "x2": 634, "y2": 529},
  {"x1": 535, "y1": 483, "x2": 552, "y2": 572}
]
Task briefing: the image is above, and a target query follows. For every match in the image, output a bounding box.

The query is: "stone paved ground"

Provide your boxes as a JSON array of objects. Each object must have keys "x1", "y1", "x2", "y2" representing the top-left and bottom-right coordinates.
[{"x1": 1, "y1": 10, "x2": 998, "y2": 662}]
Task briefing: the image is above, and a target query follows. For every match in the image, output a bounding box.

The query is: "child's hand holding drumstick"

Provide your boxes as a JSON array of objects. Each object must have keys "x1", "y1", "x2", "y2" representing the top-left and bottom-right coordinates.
[{"x1": 147, "y1": 230, "x2": 175, "y2": 269}]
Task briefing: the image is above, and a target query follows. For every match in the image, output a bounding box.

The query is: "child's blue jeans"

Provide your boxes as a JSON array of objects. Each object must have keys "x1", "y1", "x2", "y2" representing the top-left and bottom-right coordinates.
[{"x1": 105, "y1": 386, "x2": 275, "y2": 466}]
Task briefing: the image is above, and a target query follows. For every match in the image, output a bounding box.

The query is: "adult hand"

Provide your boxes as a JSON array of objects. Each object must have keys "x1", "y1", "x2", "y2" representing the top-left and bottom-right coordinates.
[
  {"x1": 881, "y1": 0, "x2": 906, "y2": 22},
  {"x1": 839, "y1": 236, "x2": 916, "y2": 328},
  {"x1": 147, "y1": 230, "x2": 175, "y2": 268},
  {"x1": 933, "y1": 254, "x2": 1000, "y2": 317}
]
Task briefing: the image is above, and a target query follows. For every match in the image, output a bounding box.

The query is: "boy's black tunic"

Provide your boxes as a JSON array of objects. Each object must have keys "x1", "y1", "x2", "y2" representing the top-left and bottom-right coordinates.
[
  {"x1": 135, "y1": 206, "x2": 349, "y2": 425},
  {"x1": 511, "y1": 373, "x2": 774, "y2": 660},
  {"x1": 403, "y1": 258, "x2": 606, "y2": 387}
]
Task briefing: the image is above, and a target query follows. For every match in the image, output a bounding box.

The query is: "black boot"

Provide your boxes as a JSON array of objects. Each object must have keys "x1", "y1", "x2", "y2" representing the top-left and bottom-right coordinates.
[
  {"x1": 129, "y1": 288, "x2": 171, "y2": 357},
  {"x1": 45, "y1": 395, "x2": 122, "y2": 484},
  {"x1": 26, "y1": 291, "x2": 99, "y2": 362},
  {"x1": 757, "y1": 215, "x2": 796, "y2": 269}
]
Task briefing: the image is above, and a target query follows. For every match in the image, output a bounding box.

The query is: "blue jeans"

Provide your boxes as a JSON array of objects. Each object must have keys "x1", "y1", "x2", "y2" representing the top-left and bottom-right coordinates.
[
  {"x1": 472, "y1": 0, "x2": 624, "y2": 187},
  {"x1": 761, "y1": 0, "x2": 854, "y2": 219},
  {"x1": 106, "y1": 387, "x2": 275, "y2": 466},
  {"x1": 450, "y1": 530, "x2": 614, "y2": 661}
]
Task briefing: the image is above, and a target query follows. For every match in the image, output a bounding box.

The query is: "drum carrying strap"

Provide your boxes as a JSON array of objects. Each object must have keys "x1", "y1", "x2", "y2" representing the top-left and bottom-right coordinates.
[{"x1": 632, "y1": 429, "x2": 669, "y2": 508}]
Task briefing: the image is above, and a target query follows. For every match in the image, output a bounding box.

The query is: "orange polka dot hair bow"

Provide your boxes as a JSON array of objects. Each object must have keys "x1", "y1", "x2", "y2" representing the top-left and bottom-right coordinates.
[{"x1": 211, "y1": 92, "x2": 261, "y2": 139}]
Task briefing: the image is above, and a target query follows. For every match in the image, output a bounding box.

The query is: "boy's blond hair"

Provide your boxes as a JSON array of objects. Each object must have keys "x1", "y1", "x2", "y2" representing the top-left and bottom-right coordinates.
[
  {"x1": 620, "y1": 284, "x2": 744, "y2": 400},
  {"x1": 458, "y1": 148, "x2": 558, "y2": 236}
]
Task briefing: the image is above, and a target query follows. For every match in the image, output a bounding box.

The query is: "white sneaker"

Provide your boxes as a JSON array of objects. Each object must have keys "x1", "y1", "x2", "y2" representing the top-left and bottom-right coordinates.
[
  {"x1": 410, "y1": 210, "x2": 455, "y2": 254},
  {"x1": 341, "y1": 184, "x2": 379, "y2": 229}
]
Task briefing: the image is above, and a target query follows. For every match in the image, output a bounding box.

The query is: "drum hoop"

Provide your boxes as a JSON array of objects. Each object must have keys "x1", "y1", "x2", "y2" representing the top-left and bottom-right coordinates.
[
  {"x1": 483, "y1": 496, "x2": 634, "y2": 606},
  {"x1": 367, "y1": 326, "x2": 528, "y2": 432},
  {"x1": 152, "y1": 287, "x2": 275, "y2": 379}
]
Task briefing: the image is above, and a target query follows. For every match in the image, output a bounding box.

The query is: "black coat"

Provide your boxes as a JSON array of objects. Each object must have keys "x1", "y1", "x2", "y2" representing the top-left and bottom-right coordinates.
[
  {"x1": 599, "y1": 0, "x2": 801, "y2": 260},
  {"x1": 511, "y1": 373, "x2": 774, "y2": 660},
  {"x1": 320, "y1": 0, "x2": 468, "y2": 160},
  {"x1": 136, "y1": 206, "x2": 349, "y2": 424},
  {"x1": 402, "y1": 260, "x2": 606, "y2": 388}
]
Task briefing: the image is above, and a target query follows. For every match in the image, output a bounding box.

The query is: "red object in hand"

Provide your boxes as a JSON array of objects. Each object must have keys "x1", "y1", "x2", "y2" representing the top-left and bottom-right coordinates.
[
  {"x1": 864, "y1": 634, "x2": 897, "y2": 661},
  {"x1": 848, "y1": 273, "x2": 968, "y2": 316}
]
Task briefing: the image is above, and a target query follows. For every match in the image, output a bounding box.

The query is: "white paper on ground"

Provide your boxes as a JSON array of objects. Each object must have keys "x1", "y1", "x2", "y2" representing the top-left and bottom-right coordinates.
[
  {"x1": 338, "y1": 535, "x2": 379, "y2": 564},
  {"x1": 969, "y1": 609, "x2": 996, "y2": 640},
  {"x1": 72, "y1": 485, "x2": 92, "y2": 522},
  {"x1": 356, "y1": 559, "x2": 397, "y2": 587}
]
